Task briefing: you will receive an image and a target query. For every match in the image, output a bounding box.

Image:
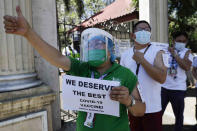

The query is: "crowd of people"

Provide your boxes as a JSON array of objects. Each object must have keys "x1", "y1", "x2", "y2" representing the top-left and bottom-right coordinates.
[{"x1": 3, "y1": 6, "x2": 197, "y2": 131}]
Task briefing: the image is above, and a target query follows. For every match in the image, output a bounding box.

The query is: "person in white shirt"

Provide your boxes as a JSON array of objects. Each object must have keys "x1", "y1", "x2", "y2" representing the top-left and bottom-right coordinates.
[
  {"x1": 120, "y1": 20, "x2": 167, "y2": 131},
  {"x1": 161, "y1": 32, "x2": 193, "y2": 131},
  {"x1": 192, "y1": 56, "x2": 197, "y2": 130}
]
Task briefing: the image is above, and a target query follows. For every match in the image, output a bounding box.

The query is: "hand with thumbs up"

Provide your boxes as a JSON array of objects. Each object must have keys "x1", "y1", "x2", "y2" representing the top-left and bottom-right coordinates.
[
  {"x1": 3, "y1": 6, "x2": 72, "y2": 71},
  {"x1": 3, "y1": 6, "x2": 30, "y2": 37}
]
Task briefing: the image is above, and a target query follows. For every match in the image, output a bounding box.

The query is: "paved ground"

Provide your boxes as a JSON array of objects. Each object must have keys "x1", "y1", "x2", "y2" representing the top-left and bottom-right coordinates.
[
  {"x1": 58, "y1": 121, "x2": 76, "y2": 131},
  {"x1": 162, "y1": 88, "x2": 197, "y2": 131}
]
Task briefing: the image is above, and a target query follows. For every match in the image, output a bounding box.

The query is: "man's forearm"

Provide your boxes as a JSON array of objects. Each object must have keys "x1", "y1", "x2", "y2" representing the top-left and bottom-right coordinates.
[
  {"x1": 174, "y1": 55, "x2": 191, "y2": 71},
  {"x1": 128, "y1": 101, "x2": 145, "y2": 117},
  {"x1": 140, "y1": 59, "x2": 166, "y2": 83},
  {"x1": 25, "y1": 29, "x2": 70, "y2": 70}
]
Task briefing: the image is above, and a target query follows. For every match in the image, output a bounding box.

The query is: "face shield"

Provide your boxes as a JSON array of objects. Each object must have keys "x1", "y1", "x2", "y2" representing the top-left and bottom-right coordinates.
[{"x1": 80, "y1": 28, "x2": 116, "y2": 67}]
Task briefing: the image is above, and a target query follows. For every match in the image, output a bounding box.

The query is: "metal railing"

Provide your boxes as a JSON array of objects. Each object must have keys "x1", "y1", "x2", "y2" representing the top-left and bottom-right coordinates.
[{"x1": 60, "y1": 109, "x2": 77, "y2": 122}]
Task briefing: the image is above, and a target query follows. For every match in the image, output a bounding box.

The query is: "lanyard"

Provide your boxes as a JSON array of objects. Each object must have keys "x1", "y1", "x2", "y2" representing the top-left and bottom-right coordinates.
[
  {"x1": 91, "y1": 72, "x2": 108, "y2": 80},
  {"x1": 133, "y1": 44, "x2": 151, "y2": 76},
  {"x1": 170, "y1": 50, "x2": 180, "y2": 68},
  {"x1": 84, "y1": 72, "x2": 108, "y2": 128},
  {"x1": 169, "y1": 50, "x2": 180, "y2": 79}
]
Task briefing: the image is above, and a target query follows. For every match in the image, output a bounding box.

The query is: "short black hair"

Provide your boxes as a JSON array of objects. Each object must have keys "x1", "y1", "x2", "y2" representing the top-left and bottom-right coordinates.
[
  {"x1": 172, "y1": 31, "x2": 188, "y2": 39},
  {"x1": 134, "y1": 20, "x2": 151, "y2": 31}
]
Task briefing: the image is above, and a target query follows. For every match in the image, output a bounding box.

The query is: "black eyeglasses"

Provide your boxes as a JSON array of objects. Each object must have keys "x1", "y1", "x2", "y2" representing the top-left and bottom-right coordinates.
[{"x1": 135, "y1": 27, "x2": 151, "y2": 32}]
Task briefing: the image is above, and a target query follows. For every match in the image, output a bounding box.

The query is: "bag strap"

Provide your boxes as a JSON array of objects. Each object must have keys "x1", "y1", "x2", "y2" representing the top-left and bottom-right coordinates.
[{"x1": 134, "y1": 44, "x2": 151, "y2": 76}]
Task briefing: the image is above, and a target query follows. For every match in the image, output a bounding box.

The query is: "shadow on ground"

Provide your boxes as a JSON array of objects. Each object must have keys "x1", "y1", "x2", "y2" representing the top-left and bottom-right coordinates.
[
  {"x1": 162, "y1": 87, "x2": 197, "y2": 131},
  {"x1": 163, "y1": 124, "x2": 197, "y2": 131},
  {"x1": 58, "y1": 121, "x2": 76, "y2": 131},
  {"x1": 59, "y1": 122, "x2": 197, "y2": 131},
  {"x1": 186, "y1": 88, "x2": 196, "y2": 97}
]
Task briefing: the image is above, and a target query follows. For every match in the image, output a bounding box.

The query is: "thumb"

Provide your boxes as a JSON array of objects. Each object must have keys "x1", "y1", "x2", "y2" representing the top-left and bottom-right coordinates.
[{"x1": 16, "y1": 6, "x2": 23, "y2": 17}]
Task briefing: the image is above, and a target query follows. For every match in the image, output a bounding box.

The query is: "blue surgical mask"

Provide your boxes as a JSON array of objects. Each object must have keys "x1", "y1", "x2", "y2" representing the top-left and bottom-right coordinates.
[
  {"x1": 135, "y1": 30, "x2": 151, "y2": 44},
  {"x1": 174, "y1": 42, "x2": 186, "y2": 51}
]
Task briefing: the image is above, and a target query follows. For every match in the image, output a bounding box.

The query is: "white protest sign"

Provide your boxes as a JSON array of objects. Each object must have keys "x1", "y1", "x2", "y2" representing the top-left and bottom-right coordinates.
[{"x1": 62, "y1": 75, "x2": 120, "y2": 117}]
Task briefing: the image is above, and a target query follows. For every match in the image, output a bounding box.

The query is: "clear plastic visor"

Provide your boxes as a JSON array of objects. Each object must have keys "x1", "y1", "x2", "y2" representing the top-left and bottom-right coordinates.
[{"x1": 80, "y1": 34, "x2": 108, "y2": 62}]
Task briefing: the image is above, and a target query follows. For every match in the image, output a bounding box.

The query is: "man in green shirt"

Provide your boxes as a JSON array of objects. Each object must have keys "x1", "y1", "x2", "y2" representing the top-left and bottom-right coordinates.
[{"x1": 3, "y1": 6, "x2": 145, "y2": 131}]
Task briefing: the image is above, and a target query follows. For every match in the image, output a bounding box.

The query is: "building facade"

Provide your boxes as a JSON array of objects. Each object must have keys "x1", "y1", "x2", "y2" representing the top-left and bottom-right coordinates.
[{"x1": 0, "y1": 0, "x2": 61, "y2": 131}]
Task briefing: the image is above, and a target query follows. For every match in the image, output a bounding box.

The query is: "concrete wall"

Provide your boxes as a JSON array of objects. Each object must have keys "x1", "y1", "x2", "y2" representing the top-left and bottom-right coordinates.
[
  {"x1": 0, "y1": 85, "x2": 55, "y2": 131},
  {"x1": 139, "y1": 0, "x2": 168, "y2": 43},
  {"x1": 0, "y1": 0, "x2": 34, "y2": 75},
  {"x1": 0, "y1": 0, "x2": 61, "y2": 130},
  {"x1": 31, "y1": 0, "x2": 61, "y2": 130}
]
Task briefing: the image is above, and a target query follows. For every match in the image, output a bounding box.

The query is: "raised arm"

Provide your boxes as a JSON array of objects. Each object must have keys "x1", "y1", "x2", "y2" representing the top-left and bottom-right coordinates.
[
  {"x1": 173, "y1": 49, "x2": 192, "y2": 71},
  {"x1": 133, "y1": 50, "x2": 167, "y2": 84},
  {"x1": 3, "y1": 6, "x2": 71, "y2": 71}
]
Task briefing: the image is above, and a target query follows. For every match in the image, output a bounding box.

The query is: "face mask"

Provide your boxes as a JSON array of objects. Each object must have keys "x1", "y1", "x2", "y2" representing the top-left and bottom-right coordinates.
[
  {"x1": 135, "y1": 30, "x2": 151, "y2": 44},
  {"x1": 88, "y1": 49, "x2": 107, "y2": 67},
  {"x1": 174, "y1": 42, "x2": 186, "y2": 51}
]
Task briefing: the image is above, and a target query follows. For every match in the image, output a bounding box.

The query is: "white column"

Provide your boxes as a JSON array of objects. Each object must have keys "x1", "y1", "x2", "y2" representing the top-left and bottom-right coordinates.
[
  {"x1": 0, "y1": 0, "x2": 34, "y2": 75},
  {"x1": 139, "y1": 0, "x2": 168, "y2": 43},
  {"x1": 0, "y1": 0, "x2": 60, "y2": 130},
  {"x1": 0, "y1": 0, "x2": 42, "y2": 92},
  {"x1": 31, "y1": 0, "x2": 61, "y2": 130}
]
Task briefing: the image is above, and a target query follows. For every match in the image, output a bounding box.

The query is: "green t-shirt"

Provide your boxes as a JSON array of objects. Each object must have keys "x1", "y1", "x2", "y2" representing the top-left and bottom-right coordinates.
[{"x1": 67, "y1": 57, "x2": 138, "y2": 131}]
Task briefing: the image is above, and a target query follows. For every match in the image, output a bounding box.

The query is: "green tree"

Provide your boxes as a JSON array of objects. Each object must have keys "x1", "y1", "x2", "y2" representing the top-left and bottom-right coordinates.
[
  {"x1": 82, "y1": 0, "x2": 105, "y2": 20},
  {"x1": 132, "y1": 0, "x2": 197, "y2": 51},
  {"x1": 61, "y1": 0, "x2": 84, "y2": 18},
  {"x1": 133, "y1": 0, "x2": 197, "y2": 52},
  {"x1": 57, "y1": 0, "x2": 106, "y2": 20},
  {"x1": 56, "y1": 0, "x2": 106, "y2": 48},
  {"x1": 168, "y1": 0, "x2": 197, "y2": 52}
]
